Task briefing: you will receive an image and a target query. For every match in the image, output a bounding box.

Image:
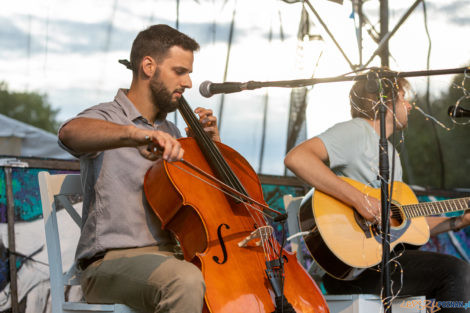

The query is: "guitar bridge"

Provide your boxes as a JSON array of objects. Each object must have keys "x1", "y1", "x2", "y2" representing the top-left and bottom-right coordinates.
[{"x1": 354, "y1": 210, "x2": 373, "y2": 238}]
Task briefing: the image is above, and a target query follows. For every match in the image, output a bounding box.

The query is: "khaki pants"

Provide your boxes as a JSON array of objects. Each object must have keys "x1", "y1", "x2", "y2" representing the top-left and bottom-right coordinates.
[{"x1": 80, "y1": 246, "x2": 205, "y2": 313}]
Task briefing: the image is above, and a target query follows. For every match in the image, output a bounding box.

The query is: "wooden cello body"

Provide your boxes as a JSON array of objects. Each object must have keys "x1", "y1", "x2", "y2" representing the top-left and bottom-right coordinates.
[{"x1": 144, "y1": 98, "x2": 329, "y2": 313}]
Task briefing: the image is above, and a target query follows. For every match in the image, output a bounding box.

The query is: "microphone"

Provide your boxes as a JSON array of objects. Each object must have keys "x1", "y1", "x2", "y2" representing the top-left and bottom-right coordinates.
[
  {"x1": 448, "y1": 105, "x2": 470, "y2": 118},
  {"x1": 199, "y1": 80, "x2": 246, "y2": 98}
]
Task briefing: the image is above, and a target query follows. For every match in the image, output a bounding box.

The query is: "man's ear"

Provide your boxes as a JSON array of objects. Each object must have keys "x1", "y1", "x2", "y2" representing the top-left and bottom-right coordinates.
[{"x1": 141, "y1": 56, "x2": 156, "y2": 78}]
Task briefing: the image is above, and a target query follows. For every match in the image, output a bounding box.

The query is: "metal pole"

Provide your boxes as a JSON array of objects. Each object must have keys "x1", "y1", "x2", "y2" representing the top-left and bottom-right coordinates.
[
  {"x1": 304, "y1": 0, "x2": 355, "y2": 70},
  {"x1": 379, "y1": 0, "x2": 389, "y2": 67},
  {"x1": 259, "y1": 91, "x2": 269, "y2": 174},
  {"x1": 363, "y1": 0, "x2": 423, "y2": 68},
  {"x1": 358, "y1": 0, "x2": 363, "y2": 66},
  {"x1": 378, "y1": 106, "x2": 392, "y2": 313},
  {"x1": 5, "y1": 167, "x2": 19, "y2": 313},
  {"x1": 379, "y1": 1, "x2": 391, "y2": 311}
]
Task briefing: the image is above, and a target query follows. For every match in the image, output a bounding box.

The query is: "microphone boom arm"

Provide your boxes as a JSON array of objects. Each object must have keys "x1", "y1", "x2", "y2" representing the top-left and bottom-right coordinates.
[{"x1": 202, "y1": 67, "x2": 469, "y2": 95}]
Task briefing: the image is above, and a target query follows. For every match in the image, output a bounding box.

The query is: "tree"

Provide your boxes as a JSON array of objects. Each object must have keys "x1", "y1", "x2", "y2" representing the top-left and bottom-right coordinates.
[
  {"x1": 402, "y1": 71, "x2": 470, "y2": 189},
  {"x1": 0, "y1": 82, "x2": 60, "y2": 133}
]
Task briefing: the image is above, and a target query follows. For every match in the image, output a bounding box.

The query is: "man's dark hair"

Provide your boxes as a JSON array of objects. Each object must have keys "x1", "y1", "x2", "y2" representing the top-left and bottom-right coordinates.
[
  {"x1": 130, "y1": 24, "x2": 200, "y2": 76},
  {"x1": 350, "y1": 69, "x2": 410, "y2": 120}
]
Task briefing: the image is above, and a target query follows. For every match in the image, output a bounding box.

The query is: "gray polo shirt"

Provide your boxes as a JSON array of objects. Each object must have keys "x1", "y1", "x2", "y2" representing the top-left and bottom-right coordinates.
[
  {"x1": 318, "y1": 118, "x2": 402, "y2": 188},
  {"x1": 59, "y1": 89, "x2": 181, "y2": 261}
]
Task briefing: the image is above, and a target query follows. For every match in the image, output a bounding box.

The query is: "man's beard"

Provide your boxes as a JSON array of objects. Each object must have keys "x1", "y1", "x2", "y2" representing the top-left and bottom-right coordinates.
[{"x1": 149, "y1": 71, "x2": 180, "y2": 114}]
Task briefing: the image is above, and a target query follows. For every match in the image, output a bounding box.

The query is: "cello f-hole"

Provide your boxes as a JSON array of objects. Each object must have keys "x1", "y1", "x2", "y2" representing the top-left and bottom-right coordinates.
[{"x1": 213, "y1": 223, "x2": 230, "y2": 264}]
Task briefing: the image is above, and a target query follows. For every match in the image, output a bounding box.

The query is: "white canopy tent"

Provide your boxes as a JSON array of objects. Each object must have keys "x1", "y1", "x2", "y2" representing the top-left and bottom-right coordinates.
[{"x1": 0, "y1": 114, "x2": 73, "y2": 159}]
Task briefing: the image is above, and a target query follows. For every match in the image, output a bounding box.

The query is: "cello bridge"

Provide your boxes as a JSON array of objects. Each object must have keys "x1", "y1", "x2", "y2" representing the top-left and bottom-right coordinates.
[{"x1": 238, "y1": 226, "x2": 273, "y2": 248}]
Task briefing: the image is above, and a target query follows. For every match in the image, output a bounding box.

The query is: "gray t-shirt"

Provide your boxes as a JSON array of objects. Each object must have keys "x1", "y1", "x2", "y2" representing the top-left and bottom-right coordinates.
[
  {"x1": 318, "y1": 118, "x2": 402, "y2": 188},
  {"x1": 59, "y1": 89, "x2": 181, "y2": 261}
]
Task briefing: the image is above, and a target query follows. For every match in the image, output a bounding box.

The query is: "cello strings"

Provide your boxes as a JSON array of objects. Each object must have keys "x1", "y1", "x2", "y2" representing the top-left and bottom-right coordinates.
[
  {"x1": 179, "y1": 99, "x2": 264, "y2": 228},
  {"x1": 179, "y1": 97, "x2": 244, "y2": 192},
  {"x1": 257, "y1": 224, "x2": 272, "y2": 262},
  {"x1": 179, "y1": 97, "x2": 272, "y2": 245},
  {"x1": 242, "y1": 202, "x2": 272, "y2": 260},
  {"x1": 241, "y1": 200, "x2": 279, "y2": 262},
  {"x1": 168, "y1": 161, "x2": 279, "y2": 261},
  {"x1": 170, "y1": 95, "x2": 285, "y2": 261},
  {"x1": 167, "y1": 161, "x2": 269, "y2": 217},
  {"x1": 172, "y1": 155, "x2": 277, "y2": 260},
  {"x1": 176, "y1": 99, "x2": 294, "y2": 302},
  {"x1": 179, "y1": 97, "x2": 273, "y2": 246},
  {"x1": 174, "y1": 157, "x2": 276, "y2": 213}
]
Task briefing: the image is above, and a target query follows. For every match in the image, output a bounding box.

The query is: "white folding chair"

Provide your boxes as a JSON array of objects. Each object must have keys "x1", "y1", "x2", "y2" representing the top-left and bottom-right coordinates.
[
  {"x1": 38, "y1": 171, "x2": 139, "y2": 313},
  {"x1": 283, "y1": 194, "x2": 305, "y2": 263},
  {"x1": 283, "y1": 193, "x2": 326, "y2": 282}
]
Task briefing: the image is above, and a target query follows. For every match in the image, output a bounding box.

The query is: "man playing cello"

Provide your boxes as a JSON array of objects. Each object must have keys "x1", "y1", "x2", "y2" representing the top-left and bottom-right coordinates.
[{"x1": 59, "y1": 24, "x2": 219, "y2": 312}]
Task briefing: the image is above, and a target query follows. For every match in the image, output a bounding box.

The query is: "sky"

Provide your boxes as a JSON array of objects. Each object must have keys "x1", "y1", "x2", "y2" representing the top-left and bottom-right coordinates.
[{"x1": 1, "y1": 0, "x2": 469, "y2": 175}]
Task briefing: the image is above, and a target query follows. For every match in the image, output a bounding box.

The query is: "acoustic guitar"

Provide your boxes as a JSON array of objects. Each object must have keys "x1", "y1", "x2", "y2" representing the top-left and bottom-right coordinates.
[{"x1": 298, "y1": 177, "x2": 470, "y2": 280}]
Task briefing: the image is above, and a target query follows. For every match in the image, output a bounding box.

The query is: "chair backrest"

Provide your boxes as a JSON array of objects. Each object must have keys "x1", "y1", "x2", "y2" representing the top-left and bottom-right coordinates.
[
  {"x1": 283, "y1": 192, "x2": 326, "y2": 282},
  {"x1": 283, "y1": 194, "x2": 304, "y2": 261},
  {"x1": 38, "y1": 171, "x2": 83, "y2": 312}
]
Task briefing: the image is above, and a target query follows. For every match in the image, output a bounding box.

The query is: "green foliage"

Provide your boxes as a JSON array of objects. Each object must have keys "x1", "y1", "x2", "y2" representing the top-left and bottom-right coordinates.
[
  {"x1": 402, "y1": 72, "x2": 470, "y2": 189},
  {"x1": 0, "y1": 82, "x2": 60, "y2": 133}
]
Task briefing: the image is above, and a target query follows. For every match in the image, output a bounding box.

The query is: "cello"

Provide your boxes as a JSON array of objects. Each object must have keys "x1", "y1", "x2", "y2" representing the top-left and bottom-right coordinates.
[{"x1": 144, "y1": 96, "x2": 329, "y2": 313}]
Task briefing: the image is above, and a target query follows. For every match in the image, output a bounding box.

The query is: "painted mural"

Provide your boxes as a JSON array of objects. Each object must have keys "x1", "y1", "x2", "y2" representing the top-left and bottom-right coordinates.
[
  {"x1": 0, "y1": 167, "x2": 80, "y2": 313},
  {"x1": 419, "y1": 195, "x2": 470, "y2": 261}
]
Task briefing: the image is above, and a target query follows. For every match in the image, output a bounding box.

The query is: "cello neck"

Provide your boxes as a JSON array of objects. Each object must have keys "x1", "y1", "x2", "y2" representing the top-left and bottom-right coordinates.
[{"x1": 177, "y1": 97, "x2": 247, "y2": 195}]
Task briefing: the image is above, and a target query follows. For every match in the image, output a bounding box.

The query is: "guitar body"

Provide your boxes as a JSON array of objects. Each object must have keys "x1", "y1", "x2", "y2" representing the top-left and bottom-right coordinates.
[{"x1": 299, "y1": 177, "x2": 430, "y2": 280}]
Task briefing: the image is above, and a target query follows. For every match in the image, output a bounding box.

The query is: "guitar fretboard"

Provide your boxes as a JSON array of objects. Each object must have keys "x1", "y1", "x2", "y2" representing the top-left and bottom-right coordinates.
[{"x1": 403, "y1": 197, "x2": 470, "y2": 218}]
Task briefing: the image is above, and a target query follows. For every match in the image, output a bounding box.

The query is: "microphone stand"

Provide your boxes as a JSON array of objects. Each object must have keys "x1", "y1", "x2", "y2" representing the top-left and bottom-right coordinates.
[
  {"x1": 222, "y1": 66, "x2": 469, "y2": 311},
  {"x1": 233, "y1": 67, "x2": 468, "y2": 91},
  {"x1": 376, "y1": 71, "x2": 392, "y2": 312}
]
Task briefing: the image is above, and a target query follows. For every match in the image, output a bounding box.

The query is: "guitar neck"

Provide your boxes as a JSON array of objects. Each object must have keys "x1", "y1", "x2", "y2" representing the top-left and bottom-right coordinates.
[{"x1": 403, "y1": 197, "x2": 470, "y2": 218}]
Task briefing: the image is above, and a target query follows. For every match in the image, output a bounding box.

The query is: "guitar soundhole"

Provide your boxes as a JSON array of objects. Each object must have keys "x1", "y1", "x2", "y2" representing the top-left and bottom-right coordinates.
[{"x1": 390, "y1": 203, "x2": 404, "y2": 227}]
